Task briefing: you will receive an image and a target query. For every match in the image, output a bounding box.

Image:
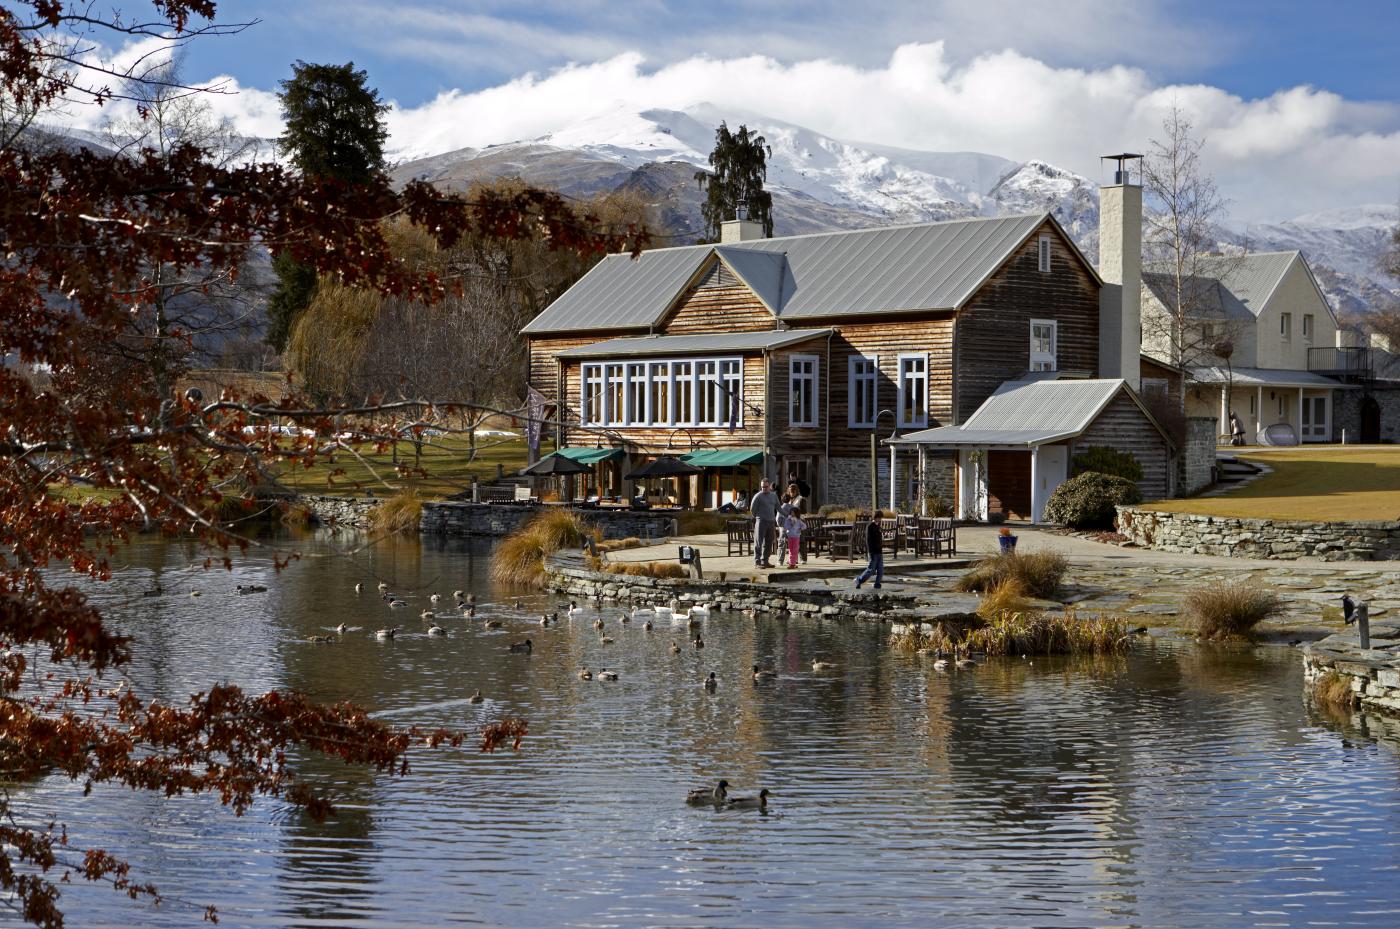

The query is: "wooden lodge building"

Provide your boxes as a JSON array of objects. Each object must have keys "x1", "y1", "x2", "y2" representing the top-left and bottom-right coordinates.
[{"x1": 522, "y1": 160, "x2": 1177, "y2": 522}]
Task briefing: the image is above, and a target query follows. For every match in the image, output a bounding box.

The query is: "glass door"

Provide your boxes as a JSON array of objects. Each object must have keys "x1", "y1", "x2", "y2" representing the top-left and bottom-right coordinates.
[{"x1": 1301, "y1": 396, "x2": 1328, "y2": 441}]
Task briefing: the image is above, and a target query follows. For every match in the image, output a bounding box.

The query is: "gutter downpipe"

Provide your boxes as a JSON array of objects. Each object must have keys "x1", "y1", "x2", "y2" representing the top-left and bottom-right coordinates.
[{"x1": 823, "y1": 330, "x2": 834, "y2": 505}]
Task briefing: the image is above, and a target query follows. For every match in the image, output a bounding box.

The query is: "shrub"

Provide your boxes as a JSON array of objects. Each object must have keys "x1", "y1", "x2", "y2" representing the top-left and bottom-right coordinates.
[
  {"x1": 368, "y1": 490, "x2": 423, "y2": 534},
  {"x1": 925, "y1": 496, "x2": 954, "y2": 518},
  {"x1": 1043, "y1": 472, "x2": 1142, "y2": 529},
  {"x1": 490, "y1": 510, "x2": 598, "y2": 588},
  {"x1": 1072, "y1": 445, "x2": 1143, "y2": 482},
  {"x1": 603, "y1": 561, "x2": 687, "y2": 579},
  {"x1": 1183, "y1": 583, "x2": 1284, "y2": 640},
  {"x1": 954, "y1": 550, "x2": 1067, "y2": 599},
  {"x1": 890, "y1": 608, "x2": 1130, "y2": 657}
]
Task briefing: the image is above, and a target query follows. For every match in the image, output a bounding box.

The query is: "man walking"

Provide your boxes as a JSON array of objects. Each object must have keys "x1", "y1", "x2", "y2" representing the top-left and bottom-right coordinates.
[{"x1": 750, "y1": 479, "x2": 779, "y2": 569}]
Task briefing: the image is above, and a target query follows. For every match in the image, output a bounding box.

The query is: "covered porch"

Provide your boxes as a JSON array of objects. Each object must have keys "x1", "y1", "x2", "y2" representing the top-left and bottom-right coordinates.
[
  {"x1": 891, "y1": 432, "x2": 1072, "y2": 523},
  {"x1": 1187, "y1": 367, "x2": 1343, "y2": 445}
]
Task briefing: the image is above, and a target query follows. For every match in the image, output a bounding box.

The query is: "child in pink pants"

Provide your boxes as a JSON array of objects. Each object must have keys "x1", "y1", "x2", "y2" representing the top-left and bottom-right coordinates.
[{"x1": 780, "y1": 506, "x2": 806, "y2": 569}]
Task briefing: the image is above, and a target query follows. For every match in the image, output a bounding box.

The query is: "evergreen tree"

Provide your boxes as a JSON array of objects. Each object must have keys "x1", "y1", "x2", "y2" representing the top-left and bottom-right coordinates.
[
  {"x1": 266, "y1": 61, "x2": 389, "y2": 351},
  {"x1": 695, "y1": 122, "x2": 773, "y2": 242}
]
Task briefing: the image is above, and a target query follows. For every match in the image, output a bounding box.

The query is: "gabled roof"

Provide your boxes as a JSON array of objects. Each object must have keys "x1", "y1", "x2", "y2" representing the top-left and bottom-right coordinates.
[
  {"x1": 1144, "y1": 251, "x2": 1299, "y2": 318},
  {"x1": 1188, "y1": 365, "x2": 1344, "y2": 389},
  {"x1": 523, "y1": 213, "x2": 1063, "y2": 334},
  {"x1": 554, "y1": 328, "x2": 833, "y2": 359},
  {"x1": 891, "y1": 378, "x2": 1171, "y2": 448}
]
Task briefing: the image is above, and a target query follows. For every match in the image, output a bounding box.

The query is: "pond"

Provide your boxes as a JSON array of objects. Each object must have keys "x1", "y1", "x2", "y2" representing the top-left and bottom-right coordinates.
[{"x1": 16, "y1": 529, "x2": 1400, "y2": 928}]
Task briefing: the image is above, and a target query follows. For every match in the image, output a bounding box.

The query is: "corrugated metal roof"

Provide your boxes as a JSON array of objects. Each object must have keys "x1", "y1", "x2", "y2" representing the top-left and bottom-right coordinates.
[
  {"x1": 523, "y1": 213, "x2": 1050, "y2": 334},
  {"x1": 892, "y1": 378, "x2": 1128, "y2": 447},
  {"x1": 555, "y1": 328, "x2": 833, "y2": 359},
  {"x1": 1189, "y1": 366, "x2": 1343, "y2": 388},
  {"x1": 1144, "y1": 252, "x2": 1298, "y2": 318},
  {"x1": 1142, "y1": 273, "x2": 1254, "y2": 322}
]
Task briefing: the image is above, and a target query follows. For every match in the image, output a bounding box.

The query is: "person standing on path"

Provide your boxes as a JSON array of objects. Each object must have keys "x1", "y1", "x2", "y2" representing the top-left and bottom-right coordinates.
[
  {"x1": 750, "y1": 479, "x2": 779, "y2": 569},
  {"x1": 1229, "y1": 411, "x2": 1245, "y2": 446},
  {"x1": 785, "y1": 482, "x2": 809, "y2": 563},
  {"x1": 779, "y1": 501, "x2": 806, "y2": 569},
  {"x1": 854, "y1": 519, "x2": 883, "y2": 589}
]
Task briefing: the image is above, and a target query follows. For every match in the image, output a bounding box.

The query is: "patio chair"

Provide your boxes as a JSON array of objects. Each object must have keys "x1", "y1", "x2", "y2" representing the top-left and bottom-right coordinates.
[
  {"x1": 828, "y1": 524, "x2": 858, "y2": 562},
  {"x1": 879, "y1": 518, "x2": 902, "y2": 559},
  {"x1": 929, "y1": 517, "x2": 956, "y2": 557},
  {"x1": 726, "y1": 519, "x2": 753, "y2": 557}
]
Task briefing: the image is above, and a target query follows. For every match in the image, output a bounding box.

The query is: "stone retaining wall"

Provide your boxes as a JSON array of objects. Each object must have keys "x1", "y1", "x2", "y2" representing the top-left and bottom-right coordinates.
[
  {"x1": 1116, "y1": 507, "x2": 1400, "y2": 561},
  {"x1": 421, "y1": 502, "x2": 678, "y2": 540},
  {"x1": 300, "y1": 495, "x2": 381, "y2": 529},
  {"x1": 1303, "y1": 624, "x2": 1400, "y2": 716},
  {"x1": 543, "y1": 552, "x2": 980, "y2": 624},
  {"x1": 1179, "y1": 417, "x2": 1218, "y2": 495}
]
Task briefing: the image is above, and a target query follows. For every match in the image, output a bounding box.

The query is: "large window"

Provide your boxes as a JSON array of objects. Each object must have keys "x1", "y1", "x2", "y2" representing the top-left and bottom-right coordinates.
[
  {"x1": 578, "y1": 357, "x2": 743, "y2": 428},
  {"x1": 1029, "y1": 319, "x2": 1057, "y2": 372},
  {"x1": 897, "y1": 353, "x2": 927, "y2": 428},
  {"x1": 789, "y1": 355, "x2": 819, "y2": 427},
  {"x1": 849, "y1": 355, "x2": 878, "y2": 428}
]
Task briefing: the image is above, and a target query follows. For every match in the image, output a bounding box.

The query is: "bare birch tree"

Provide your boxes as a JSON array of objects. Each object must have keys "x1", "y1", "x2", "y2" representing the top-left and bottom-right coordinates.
[{"x1": 1141, "y1": 106, "x2": 1246, "y2": 372}]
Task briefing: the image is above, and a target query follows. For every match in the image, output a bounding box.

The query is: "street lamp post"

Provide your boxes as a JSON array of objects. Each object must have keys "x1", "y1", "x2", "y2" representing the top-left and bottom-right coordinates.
[{"x1": 871, "y1": 409, "x2": 897, "y2": 514}]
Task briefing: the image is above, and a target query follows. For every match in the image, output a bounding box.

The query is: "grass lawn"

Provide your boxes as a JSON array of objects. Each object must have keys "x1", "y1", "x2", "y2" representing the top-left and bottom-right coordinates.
[
  {"x1": 1144, "y1": 446, "x2": 1400, "y2": 522},
  {"x1": 271, "y1": 433, "x2": 546, "y2": 500}
]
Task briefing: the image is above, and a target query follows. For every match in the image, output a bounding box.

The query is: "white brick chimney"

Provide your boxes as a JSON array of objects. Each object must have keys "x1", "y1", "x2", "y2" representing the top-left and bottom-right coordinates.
[
  {"x1": 720, "y1": 200, "x2": 764, "y2": 243},
  {"x1": 1098, "y1": 154, "x2": 1142, "y2": 390}
]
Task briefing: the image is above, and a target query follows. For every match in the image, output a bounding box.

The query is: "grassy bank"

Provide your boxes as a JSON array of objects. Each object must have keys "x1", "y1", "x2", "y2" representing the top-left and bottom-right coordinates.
[
  {"x1": 272, "y1": 434, "x2": 543, "y2": 500},
  {"x1": 1142, "y1": 447, "x2": 1400, "y2": 522}
]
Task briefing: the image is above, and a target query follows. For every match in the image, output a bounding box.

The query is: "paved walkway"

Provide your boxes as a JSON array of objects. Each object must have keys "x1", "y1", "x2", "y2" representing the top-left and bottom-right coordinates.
[{"x1": 603, "y1": 525, "x2": 1400, "y2": 637}]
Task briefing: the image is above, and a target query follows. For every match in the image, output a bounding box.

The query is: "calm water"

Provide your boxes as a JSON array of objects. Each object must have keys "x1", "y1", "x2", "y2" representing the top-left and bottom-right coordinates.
[{"x1": 16, "y1": 530, "x2": 1400, "y2": 928}]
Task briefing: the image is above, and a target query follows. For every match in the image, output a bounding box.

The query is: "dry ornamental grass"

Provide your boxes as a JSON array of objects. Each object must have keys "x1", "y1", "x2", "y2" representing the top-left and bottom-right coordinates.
[
  {"x1": 1183, "y1": 582, "x2": 1284, "y2": 640},
  {"x1": 955, "y1": 551, "x2": 1068, "y2": 599}
]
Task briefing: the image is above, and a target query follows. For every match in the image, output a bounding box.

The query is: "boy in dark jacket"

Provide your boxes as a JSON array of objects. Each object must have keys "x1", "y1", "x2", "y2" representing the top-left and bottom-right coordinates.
[{"x1": 854, "y1": 520, "x2": 883, "y2": 589}]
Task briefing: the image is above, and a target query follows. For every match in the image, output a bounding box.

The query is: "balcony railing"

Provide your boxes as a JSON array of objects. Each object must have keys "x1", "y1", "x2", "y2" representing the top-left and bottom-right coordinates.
[{"x1": 1308, "y1": 346, "x2": 1372, "y2": 377}]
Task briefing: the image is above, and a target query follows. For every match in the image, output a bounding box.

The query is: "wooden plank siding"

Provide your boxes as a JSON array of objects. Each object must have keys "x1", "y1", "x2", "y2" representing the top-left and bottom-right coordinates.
[
  {"x1": 825, "y1": 317, "x2": 955, "y2": 455},
  {"x1": 660, "y1": 277, "x2": 775, "y2": 334},
  {"x1": 952, "y1": 221, "x2": 1101, "y2": 423},
  {"x1": 1070, "y1": 393, "x2": 1172, "y2": 501}
]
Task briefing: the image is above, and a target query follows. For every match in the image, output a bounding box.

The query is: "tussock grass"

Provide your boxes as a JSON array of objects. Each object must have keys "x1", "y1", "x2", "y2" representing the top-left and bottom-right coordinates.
[
  {"x1": 603, "y1": 561, "x2": 687, "y2": 579},
  {"x1": 1313, "y1": 670, "x2": 1359, "y2": 709},
  {"x1": 890, "y1": 608, "x2": 1130, "y2": 657},
  {"x1": 491, "y1": 510, "x2": 597, "y2": 588},
  {"x1": 955, "y1": 550, "x2": 1067, "y2": 599},
  {"x1": 976, "y1": 578, "x2": 1031, "y2": 620},
  {"x1": 368, "y1": 491, "x2": 423, "y2": 535},
  {"x1": 597, "y1": 536, "x2": 643, "y2": 553},
  {"x1": 1183, "y1": 583, "x2": 1283, "y2": 640}
]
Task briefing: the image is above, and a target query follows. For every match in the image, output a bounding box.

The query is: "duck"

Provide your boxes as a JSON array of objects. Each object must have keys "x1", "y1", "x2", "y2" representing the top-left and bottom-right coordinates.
[
  {"x1": 643, "y1": 620, "x2": 654, "y2": 632},
  {"x1": 236, "y1": 584, "x2": 267, "y2": 595},
  {"x1": 703, "y1": 671, "x2": 717, "y2": 691},
  {"x1": 752, "y1": 664, "x2": 777, "y2": 681},
  {"x1": 593, "y1": 617, "x2": 605, "y2": 631},
  {"x1": 619, "y1": 611, "x2": 631, "y2": 624},
  {"x1": 377, "y1": 582, "x2": 390, "y2": 592},
  {"x1": 670, "y1": 641, "x2": 682, "y2": 654},
  {"x1": 932, "y1": 656, "x2": 950, "y2": 672},
  {"x1": 354, "y1": 582, "x2": 363, "y2": 594},
  {"x1": 685, "y1": 780, "x2": 729, "y2": 806},
  {"x1": 600, "y1": 635, "x2": 615, "y2": 644},
  {"x1": 513, "y1": 600, "x2": 524, "y2": 610},
  {"x1": 687, "y1": 616, "x2": 702, "y2": 630},
  {"x1": 452, "y1": 589, "x2": 465, "y2": 601},
  {"x1": 429, "y1": 593, "x2": 441, "y2": 604},
  {"x1": 374, "y1": 627, "x2": 398, "y2": 640},
  {"x1": 578, "y1": 667, "x2": 593, "y2": 681},
  {"x1": 743, "y1": 608, "x2": 757, "y2": 619},
  {"x1": 954, "y1": 650, "x2": 975, "y2": 670},
  {"x1": 726, "y1": 788, "x2": 770, "y2": 811},
  {"x1": 335, "y1": 622, "x2": 349, "y2": 634},
  {"x1": 307, "y1": 634, "x2": 334, "y2": 644},
  {"x1": 692, "y1": 635, "x2": 705, "y2": 649},
  {"x1": 811, "y1": 660, "x2": 836, "y2": 672},
  {"x1": 420, "y1": 609, "x2": 434, "y2": 620},
  {"x1": 598, "y1": 668, "x2": 619, "y2": 681},
  {"x1": 508, "y1": 639, "x2": 533, "y2": 654},
  {"x1": 188, "y1": 589, "x2": 202, "y2": 598},
  {"x1": 568, "y1": 601, "x2": 584, "y2": 618},
  {"x1": 484, "y1": 619, "x2": 503, "y2": 629},
  {"x1": 427, "y1": 624, "x2": 446, "y2": 637},
  {"x1": 468, "y1": 689, "x2": 484, "y2": 704},
  {"x1": 463, "y1": 606, "x2": 476, "y2": 618},
  {"x1": 388, "y1": 599, "x2": 408, "y2": 609},
  {"x1": 540, "y1": 614, "x2": 551, "y2": 627}
]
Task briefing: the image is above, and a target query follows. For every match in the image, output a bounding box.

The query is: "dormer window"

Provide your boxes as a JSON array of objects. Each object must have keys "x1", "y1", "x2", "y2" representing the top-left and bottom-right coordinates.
[{"x1": 1037, "y1": 235, "x2": 1052, "y2": 273}]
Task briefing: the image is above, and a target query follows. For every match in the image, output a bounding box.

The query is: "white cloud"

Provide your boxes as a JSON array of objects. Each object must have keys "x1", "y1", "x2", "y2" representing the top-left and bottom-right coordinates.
[{"x1": 379, "y1": 42, "x2": 1400, "y2": 221}]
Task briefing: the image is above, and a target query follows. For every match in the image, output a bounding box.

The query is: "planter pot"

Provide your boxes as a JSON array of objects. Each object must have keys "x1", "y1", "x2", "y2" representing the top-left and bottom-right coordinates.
[{"x1": 998, "y1": 535, "x2": 1018, "y2": 554}]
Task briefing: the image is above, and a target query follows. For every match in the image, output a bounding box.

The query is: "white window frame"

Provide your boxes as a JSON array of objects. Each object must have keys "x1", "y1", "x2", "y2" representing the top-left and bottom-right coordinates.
[
  {"x1": 1303, "y1": 313, "x2": 1314, "y2": 343},
  {"x1": 646, "y1": 361, "x2": 668, "y2": 425},
  {"x1": 719, "y1": 359, "x2": 743, "y2": 427},
  {"x1": 576, "y1": 356, "x2": 743, "y2": 429},
  {"x1": 896, "y1": 353, "x2": 928, "y2": 429},
  {"x1": 1280, "y1": 312, "x2": 1292, "y2": 341},
  {"x1": 670, "y1": 360, "x2": 693, "y2": 426},
  {"x1": 1037, "y1": 234, "x2": 1052, "y2": 273},
  {"x1": 580, "y1": 364, "x2": 602, "y2": 425},
  {"x1": 1029, "y1": 318, "x2": 1058, "y2": 372},
  {"x1": 848, "y1": 355, "x2": 878, "y2": 429},
  {"x1": 604, "y1": 363, "x2": 625, "y2": 426},
  {"x1": 789, "y1": 354, "x2": 819, "y2": 428}
]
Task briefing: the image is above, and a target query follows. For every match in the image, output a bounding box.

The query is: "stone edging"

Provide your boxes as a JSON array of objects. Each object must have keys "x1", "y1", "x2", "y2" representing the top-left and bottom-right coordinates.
[
  {"x1": 1116, "y1": 506, "x2": 1400, "y2": 561},
  {"x1": 543, "y1": 552, "x2": 981, "y2": 625},
  {"x1": 1303, "y1": 625, "x2": 1400, "y2": 716},
  {"x1": 299, "y1": 494, "x2": 381, "y2": 529}
]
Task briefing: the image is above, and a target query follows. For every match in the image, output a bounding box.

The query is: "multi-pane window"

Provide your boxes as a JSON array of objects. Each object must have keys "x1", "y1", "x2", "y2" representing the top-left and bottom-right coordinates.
[
  {"x1": 1029, "y1": 319, "x2": 1057, "y2": 371},
  {"x1": 1303, "y1": 313, "x2": 1314, "y2": 343},
  {"x1": 577, "y1": 357, "x2": 744, "y2": 429},
  {"x1": 1037, "y1": 235, "x2": 1052, "y2": 273},
  {"x1": 1280, "y1": 312, "x2": 1292, "y2": 341},
  {"x1": 897, "y1": 353, "x2": 927, "y2": 428},
  {"x1": 789, "y1": 355, "x2": 819, "y2": 427},
  {"x1": 849, "y1": 355, "x2": 877, "y2": 428}
]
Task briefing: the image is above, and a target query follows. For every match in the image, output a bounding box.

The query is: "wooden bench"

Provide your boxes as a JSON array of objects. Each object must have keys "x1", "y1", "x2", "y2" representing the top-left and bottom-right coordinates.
[{"x1": 726, "y1": 519, "x2": 753, "y2": 557}]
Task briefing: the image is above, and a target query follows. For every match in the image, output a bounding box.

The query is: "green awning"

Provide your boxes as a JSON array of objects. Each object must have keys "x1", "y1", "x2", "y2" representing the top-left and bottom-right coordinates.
[
  {"x1": 554, "y1": 447, "x2": 626, "y2": 465},
  {"x1": 681, "y1": 448, "x2": 764, "y2": 468}
]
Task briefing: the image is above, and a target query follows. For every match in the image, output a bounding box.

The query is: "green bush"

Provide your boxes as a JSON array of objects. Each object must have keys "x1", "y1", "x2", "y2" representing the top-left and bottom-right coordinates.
[
  {"x1": 1072, "y1": 445, "x2": 1143, "y2": 481},
  {"x1": 1043, "y1": 472, "x2": 1142, "y2": 529}
]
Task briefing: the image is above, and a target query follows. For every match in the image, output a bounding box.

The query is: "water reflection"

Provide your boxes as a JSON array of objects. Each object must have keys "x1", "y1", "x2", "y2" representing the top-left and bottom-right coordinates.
[{"x1": 16, "y1": 529, "x2": 1400, "y2": 928}]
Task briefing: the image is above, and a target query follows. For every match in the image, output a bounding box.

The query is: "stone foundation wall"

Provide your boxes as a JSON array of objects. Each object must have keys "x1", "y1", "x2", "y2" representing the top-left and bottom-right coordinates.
[
  {"x1": 300, "y1": 495, "x2": 381, "y2": 529},
  {"x1": 826, "y1": 453, "x2": 955, "y2": 510},
  {"x1": 1117, "y1": 506, "x2": 1400, "y2": 561},
  {"x1": 420, "y1": 502, "x2": 678, "y2": 540},
  {"x1": 1304, "y1": 624, "x2": 1400, "y2": 717},
  {"x1": 1179, "y1": 417, "x2": 1218, "y2": 496}
]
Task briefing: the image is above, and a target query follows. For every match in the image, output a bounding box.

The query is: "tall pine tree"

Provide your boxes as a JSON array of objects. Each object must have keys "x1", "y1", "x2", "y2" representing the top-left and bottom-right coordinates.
[
  {"x1": 695, "y1": 122, "x2": 773, "y2": 242},
  {"x1": 266, "y1": 61, "x2": 390, "y2": 352}
]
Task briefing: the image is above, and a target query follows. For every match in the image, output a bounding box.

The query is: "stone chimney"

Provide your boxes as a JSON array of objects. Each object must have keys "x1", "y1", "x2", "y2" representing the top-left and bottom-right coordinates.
[
  {"x1": 720, "y1": 199, "x2": 764, "y2": 244},
  {"x1": 1098, "y1": 154, "x2": 1142, "y2": 390}
]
